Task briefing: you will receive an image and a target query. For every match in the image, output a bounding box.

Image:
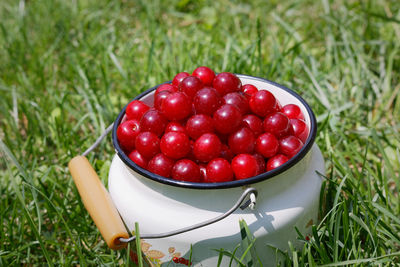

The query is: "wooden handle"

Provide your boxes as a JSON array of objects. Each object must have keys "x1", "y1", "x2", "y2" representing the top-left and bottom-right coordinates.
[{"x1": 68, "y1": 156, "x2": 129, "y2": 250}]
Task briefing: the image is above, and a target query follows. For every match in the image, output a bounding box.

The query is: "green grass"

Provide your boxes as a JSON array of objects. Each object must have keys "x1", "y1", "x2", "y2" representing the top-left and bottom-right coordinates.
[{"x1": 1, "y1": 0, "x2": 400, "y2": 265}]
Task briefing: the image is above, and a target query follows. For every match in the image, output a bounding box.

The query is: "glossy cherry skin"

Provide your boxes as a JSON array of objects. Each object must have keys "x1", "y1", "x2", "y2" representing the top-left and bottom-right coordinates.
[
  {"x1": 266, "y1": 154, "x2": 289, "y2": 171},
  {"x1": 290, "y1": 118, "x2": 308, "y2": 143},
  {"x1": 154, "y1": 90, "x2": 171, "y2": 111},
  {"x1": 274, "y1": 100, "x2": 282, "y2": 112},
  {"x1": 252, "y1": 153, "x2": 266, "y2": 175},
  {"x1": 242, "y1": 114, "x2": 263, "y2": 136},
  {"x1": 212, "y1": 72, "x2": 242, "y2": 96},
  {"x1": 205, "y1": 158, "x2": 234, "y2": 183},
  {"x1": 263, "y1": 112, "x2": 290, "y2": 138},
  {"x1": 135, "y1": 131, "x2": 160, "y2": 159},
  {"x1": 255, "y1": 132, "x2": 279, "y2": 158},
  {"x1": 192, "y1": 66, "x2": 215, "y2": 86},
  {"x1": 228, "y1": 127, "x2": 255, "y2": 155},
  {"x1": 160, "y1": 92, "x2": 192, "y2": 121},
  {"x1": 125, "y1": 100, "x2": 150, "y2": 121},
  {"x1": 179, "y1": 76, "x2": 204, "y2": 100},
  {"x1": 193, "y1": 133, "x2": 222, "y2": 162},
  {"x1": 147, "y1": 153, "x2": 175, "y2": 178},
  {"x1": 155, "y1": 83, "x2": 177, "y2": 96},
  {"x1": 241, "y1": 84, "x2": 258, "y2": 99},
  {"x1": 140, "y1": 109, "x2": 168, "y2": 137},
  {"x1": 165, "y1": 121, "x2": 186, "y2": 133},
  {"x1": 171, "y1": 159, "x2": 201, "y2": 182},
  {"x1": 193, "y1": 87, "x2": 222, "y2": 116},
  {"x1": 185, "y1": 114, "x2": 214, "y2": 140},
  {"x1": 249, "y1": 90, "x2": 277, "y2": 117},
  {"x1": 279, "y1": 135, "x2": 304, "y2": 158},
  {"x1": 128, "y1": 149, "x2": 148, "y2": 169},
  {"x1": 231, "y1": 154, "x2": 258, "y2": 180},
  {"x1": 117, "y1": 119, "x2": 140, "y2": 152},
  {"x1": 172, "y1": 72, "x2": 190, "y2": 87},
  {"x1": 199, "y1": 163, "x2": 207, "y2": 181},
  {"x1": 160, "y1": 132, "x2": 191, "y2": 159},
  {"x1": 281, "y1": 104, "x2": 304, "y2": 120},
  {"x1": 223, "y1": 92, "x2": 249, "y2": 115},
  {"x1": 213, "y1": 104, "x2": 242, "y2": 134}
]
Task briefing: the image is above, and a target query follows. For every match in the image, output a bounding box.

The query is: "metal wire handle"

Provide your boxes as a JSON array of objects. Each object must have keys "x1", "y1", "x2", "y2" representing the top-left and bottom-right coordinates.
[
  {"x1": 82, "y1": 123, "x2": 114, "y2": 157},
  {"x1": 119, "y1": 187, "x2": 258, "y2": 243}
]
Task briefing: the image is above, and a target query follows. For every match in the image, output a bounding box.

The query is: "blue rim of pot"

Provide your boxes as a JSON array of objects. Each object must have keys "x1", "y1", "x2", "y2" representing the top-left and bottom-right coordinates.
[{"x1": 112, "y1": 74, "x2": 317, "y2": 189}]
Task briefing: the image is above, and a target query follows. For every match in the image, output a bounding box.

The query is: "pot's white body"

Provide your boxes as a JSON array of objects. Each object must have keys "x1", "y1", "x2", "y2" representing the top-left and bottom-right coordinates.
[
  {"x1": 108, "y1": 76, "x2": 325, "y2": 266},
  {"x1": 109, "y1": 145, "x2": 324, "y2": 266}
]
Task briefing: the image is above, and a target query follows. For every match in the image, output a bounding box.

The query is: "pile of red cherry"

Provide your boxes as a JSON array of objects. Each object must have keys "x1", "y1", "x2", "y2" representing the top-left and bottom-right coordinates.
[{"x1": 117, "y1": 67, "x2": 308, "y2": 183}]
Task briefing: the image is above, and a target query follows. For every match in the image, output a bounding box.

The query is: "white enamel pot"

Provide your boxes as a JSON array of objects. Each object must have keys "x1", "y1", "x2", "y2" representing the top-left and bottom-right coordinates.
[{"x1": 106, "y1": 75, "x2": 325, "y2": 266}]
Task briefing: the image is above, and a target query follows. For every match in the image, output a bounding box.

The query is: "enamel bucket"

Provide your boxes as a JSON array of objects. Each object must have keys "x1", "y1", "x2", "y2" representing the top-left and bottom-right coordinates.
[{"x1": 69, "y1": 74, "x2": 325, "y2": 267}]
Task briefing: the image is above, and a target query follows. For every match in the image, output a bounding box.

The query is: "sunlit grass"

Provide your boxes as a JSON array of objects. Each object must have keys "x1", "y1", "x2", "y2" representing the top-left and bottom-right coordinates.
[{"x1": 1, "y1": 0, "x2": 399, "y2": 265}]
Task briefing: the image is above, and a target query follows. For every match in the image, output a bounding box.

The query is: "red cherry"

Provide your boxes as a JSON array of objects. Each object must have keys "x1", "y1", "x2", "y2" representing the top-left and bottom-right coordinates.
[
  {"x1": 223, "y1": 92, "x2": 249, "y2": 114},
  {"x1": 154, "y1": 90, "x2": 171, "y2": 111},
  {"x1": 231, "y1": 154, "x2": 258, "y2": 180},
  {"x1": 160, "y1": 132, "x2": 190, "y2": 159},
  {"x1": 279, "y1": 135, "x2": 304, "y2": 158},
  {"x1": 155, "y1": 83, "x2": 177, "y2": 96},
  {"x1": 186, "y1": 139, "x2": 197, "y2": 162},
  {"x1": 281, "y1": 104, "x2": 304, "y2": 120},
  {"x1": 213, "y1": 104, "x2": 242, "y2": 134},
  {"x1": 161, "y1": 92, "x2": 192, "y2": 121},
  {"x1": 241, "y1": 84, "x2": 258, "y2": 99},
  {"x1": 193, "y1": 87, "x2": 222, "y2": 116},
  {"x1": 249, "y1": 90, "x2": 276, "y2": 117},
  {"x1": 228, "y1": 127, "x2": 255, "y2": 155},
  {"x1": 172, "y1": 72, "x2": 190, "y2": 87},
  {"x1": 185, "y1": 114, "x2": 214, "y2": 140},
  {"x1": 135, "y1": 131, "x2": 160, "y2": 159},
  {"x1": 140, "y1": 109, "x2": 168, "y2": 137},
  {"x1": 217, "y1": 132, "x2": 229, "y2": 144},
  {"x1": 213, "y1": 72, "x2": 242, "y2": 96},
  {"x1": 192, "y1": 66, "x2": 215, "y2": 86},
  {"x1": 255, "y1": 132, "x2": 279, "y2": 158},
  {"x1": 242, "y1": 114, "x2": 263, "y2": 136},
  {"x1": 193, "y1": 133, "x2": 222, "y2": 162},
  {"x1": 147, "y1": 153, "x2": 175, "y2": 178},
  {"x1": 125, "y1": 100, "x2": 150, "y2": 121},
  {"x1": 165, "y1": 121, "x2": 186, "y2": 133},
  {"x1": 266, "y1": 154, "x2": 289, "y2": 171},
  {"x1": 263, "y1": 112, "x2": 290, "y2": 138},
  {"x1": 171, "y1": 159, "x2": 201, "y2": 182},
  {"x1": 172, "y1": 257, "x2": 179, "y2": 263},
  {"x1": 220, "y1": 144, "x2": 234, "y2": 161},
  {"x1": 117, "y1": 120, "x2": 140, "y2": 152},
  {"x1": 253, "y1": 153, "x2": 266, "y2": 175},
  {"x1": 290, "y1": 118, "x2": 308, "y2": 143},
  {"x1": 128, "y1": 150, "x2": 148, "y2": 169},
  {"x1": 179, "y1": 76, "x2": 204, "y2": 99},
  {"x1": 199, "y1": 163, "x2": 207, "y2": 181},
  {"x1": 205, "y1": 158, "x2": 234, "y2": 183},
  {"x1": 274, "y1": 99, "x2": 282, "y2": 112}
]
